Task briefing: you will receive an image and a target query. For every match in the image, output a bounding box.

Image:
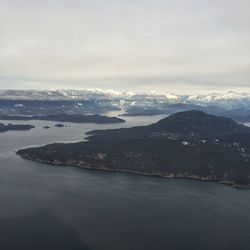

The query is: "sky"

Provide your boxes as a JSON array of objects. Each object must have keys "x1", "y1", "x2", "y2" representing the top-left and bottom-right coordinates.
[{"x1": 0, "y1": 0, "x2": 249, "y2": 93}]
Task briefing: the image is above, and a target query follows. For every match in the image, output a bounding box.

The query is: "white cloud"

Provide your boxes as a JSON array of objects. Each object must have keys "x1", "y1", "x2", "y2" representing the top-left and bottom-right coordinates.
[{"x1": 0, "y1": 0, "x2": 250, "y2": 92}]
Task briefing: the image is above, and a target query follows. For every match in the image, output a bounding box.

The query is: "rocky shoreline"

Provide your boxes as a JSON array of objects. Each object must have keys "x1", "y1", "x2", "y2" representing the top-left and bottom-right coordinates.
[{"x1": 17, "y1": 152, "x2": 249, "y2": 189}]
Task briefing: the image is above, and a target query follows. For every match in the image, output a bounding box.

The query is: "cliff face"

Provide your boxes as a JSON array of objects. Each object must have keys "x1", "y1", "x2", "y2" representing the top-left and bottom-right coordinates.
[{"x1": 17, "y1": 111, "x2": 250, "y2": 187}]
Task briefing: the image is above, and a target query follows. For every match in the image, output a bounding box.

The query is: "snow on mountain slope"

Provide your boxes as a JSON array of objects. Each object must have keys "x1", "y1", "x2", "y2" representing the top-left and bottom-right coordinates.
[
  {"x1": 187, "y1": 91, "x2": 250, "y2": 109},
  {"x1": 0, "y1": 89, "x2": 250, "y2": 109}
]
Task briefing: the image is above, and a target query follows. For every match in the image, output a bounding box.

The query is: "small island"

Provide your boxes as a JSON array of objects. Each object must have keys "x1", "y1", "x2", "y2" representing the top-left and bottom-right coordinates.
[
  {"x1": 17, "y1": 110, "x2": 250, "y2": 188},
  {"x1": 55, "y1": 124, "x2": 64, "y2": 128},
  {"x1": 0, "y1": 123, "x2": 35, "y2": 132},
  {"x1": 0, "y1": 114, "x2": 125, "y2": 124}
]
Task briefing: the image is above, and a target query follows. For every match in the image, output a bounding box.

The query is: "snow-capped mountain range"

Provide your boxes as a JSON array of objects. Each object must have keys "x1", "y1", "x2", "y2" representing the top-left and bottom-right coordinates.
[{"x1": 1, "y1": 89, "x2": 250, "y2": 109}]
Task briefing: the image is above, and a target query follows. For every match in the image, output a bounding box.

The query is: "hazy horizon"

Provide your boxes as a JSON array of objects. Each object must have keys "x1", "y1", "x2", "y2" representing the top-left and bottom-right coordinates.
[{"x1": 1, "y1": 88, "x2": 250, "y2": 97}]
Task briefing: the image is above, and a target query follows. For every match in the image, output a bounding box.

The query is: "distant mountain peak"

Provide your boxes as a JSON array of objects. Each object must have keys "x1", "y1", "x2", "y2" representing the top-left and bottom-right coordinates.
[
  {"x1": 87, "y1": 110, "x2": 250, "y2": 142},
  {"x1": 1, "y1": 89, "x2": 250, "y2": 109}
]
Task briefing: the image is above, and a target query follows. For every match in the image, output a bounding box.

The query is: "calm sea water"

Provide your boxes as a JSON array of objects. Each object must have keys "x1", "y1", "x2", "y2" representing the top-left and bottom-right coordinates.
[{"x1": 1, "y1": 115, "x2": 250, "y2": 250}]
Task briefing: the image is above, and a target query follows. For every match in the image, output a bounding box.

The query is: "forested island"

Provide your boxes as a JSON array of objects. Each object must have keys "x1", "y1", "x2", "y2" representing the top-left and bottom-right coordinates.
[
  {"x1": 17, "y1": 110, "x2": 250, "y2": 188},
  {"x1": 0, "y1": 123, "x2": 35, "y2": 132},
  {"x1": 0, "y1": 114, "x2": 125, "y2": 124}
]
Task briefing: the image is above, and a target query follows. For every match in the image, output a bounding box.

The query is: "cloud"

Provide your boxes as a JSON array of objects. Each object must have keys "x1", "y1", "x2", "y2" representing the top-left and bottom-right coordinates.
[{"x1": 0, "y1": 0, "x2": 250, "y2": 92}]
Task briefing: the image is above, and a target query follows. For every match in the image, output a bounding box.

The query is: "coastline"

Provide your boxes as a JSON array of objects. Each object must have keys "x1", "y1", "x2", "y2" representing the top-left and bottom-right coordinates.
[{"x1": 16, "y1": 152, "x2": 249, "y2": 189}]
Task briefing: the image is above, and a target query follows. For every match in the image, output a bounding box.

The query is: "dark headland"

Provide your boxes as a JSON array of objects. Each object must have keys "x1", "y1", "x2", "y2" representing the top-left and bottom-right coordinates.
[{"x1": 17, "y1": 110, "x2": 250, "y2": 188}]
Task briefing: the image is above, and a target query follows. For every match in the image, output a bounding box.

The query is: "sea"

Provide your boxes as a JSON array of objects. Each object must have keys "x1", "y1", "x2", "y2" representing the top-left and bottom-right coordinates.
[{"x1": 1, "y1": 114, "x2": 250, "y2": 250}]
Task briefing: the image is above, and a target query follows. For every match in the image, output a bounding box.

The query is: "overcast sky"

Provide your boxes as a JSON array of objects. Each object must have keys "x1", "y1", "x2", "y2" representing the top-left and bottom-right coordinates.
[{"x1": 0, "y1": 0, "x2": 249, "y2": 93}]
